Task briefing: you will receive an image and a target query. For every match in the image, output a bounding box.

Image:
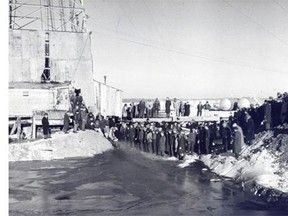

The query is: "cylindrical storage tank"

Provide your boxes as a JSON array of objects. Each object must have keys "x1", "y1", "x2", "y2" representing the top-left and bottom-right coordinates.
[
  {"x1": 219, "y1": 98, "x2": 232, "y2": 111},
  {"x1": 238, "y1": 98, "x2": 250, "y2": 109}
]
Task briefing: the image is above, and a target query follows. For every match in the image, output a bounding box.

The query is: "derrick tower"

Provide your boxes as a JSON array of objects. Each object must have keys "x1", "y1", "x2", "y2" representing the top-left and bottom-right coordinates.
[{"x1": 9, "y1": 0, "x2": 86, "y2": 33}]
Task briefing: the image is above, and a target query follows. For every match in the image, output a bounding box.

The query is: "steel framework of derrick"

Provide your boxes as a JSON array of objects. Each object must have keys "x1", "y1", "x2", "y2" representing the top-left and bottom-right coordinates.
[{"x1": 9, "y1": 0, "x2": 87, "y2": 32}]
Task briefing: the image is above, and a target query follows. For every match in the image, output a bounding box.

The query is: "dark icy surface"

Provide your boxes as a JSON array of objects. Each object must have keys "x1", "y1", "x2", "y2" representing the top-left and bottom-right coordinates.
[{"x1": 9, "y1": 143, "x2": 288, "y2": 216}]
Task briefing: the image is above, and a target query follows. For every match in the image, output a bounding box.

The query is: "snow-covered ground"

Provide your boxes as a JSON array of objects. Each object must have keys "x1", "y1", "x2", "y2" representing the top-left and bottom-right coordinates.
[
  {"x1": 178, "y1": 131, "x2": 288, "y2": 200},
  {"x1": 9, "y1": 130, "x2": 113, "y2": 161}
]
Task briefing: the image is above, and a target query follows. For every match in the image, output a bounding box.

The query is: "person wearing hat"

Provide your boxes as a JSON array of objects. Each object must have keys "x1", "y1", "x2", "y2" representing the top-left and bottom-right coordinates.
[
  {"x1": 42, "y1": 112, "x2": 50, "y2": 139},
  {"x1": 232, "y1": 123, "x2": 244, "y2": 159}
]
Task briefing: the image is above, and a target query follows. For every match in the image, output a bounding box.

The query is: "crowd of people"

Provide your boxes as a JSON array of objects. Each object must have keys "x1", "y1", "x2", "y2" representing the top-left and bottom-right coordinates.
[
  {"x1": 122, "y1": 98, "x2": 212, "y2": 119},
  {"x1": 115, "y1": 92, "x2": 288, "y2": 159},
  {"x1": 39, "y1": 91, "x2": 288, "y2": 160}
]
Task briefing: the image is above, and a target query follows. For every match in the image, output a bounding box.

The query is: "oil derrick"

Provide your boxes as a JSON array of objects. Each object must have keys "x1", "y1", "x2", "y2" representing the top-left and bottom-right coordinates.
[{"x1": 9, "y1": 0, "x2": 87, "y2": 82}]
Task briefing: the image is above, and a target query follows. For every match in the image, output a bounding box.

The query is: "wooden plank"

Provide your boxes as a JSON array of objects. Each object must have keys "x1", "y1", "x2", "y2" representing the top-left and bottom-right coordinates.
[{"x1": 131, "y1": 118, "x2": 173, "y2": 123}]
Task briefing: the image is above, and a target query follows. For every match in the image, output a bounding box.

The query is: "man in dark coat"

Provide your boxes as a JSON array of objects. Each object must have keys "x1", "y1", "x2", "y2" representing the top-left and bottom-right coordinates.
[
  {"x1": 263, "y1": 100, "x2": 272, "y2": 130},
  {"x1": 42, "y1": 113, "x2": 50, "y2": 139},
  {"x1": 187, "y1": 128, "x2": 197, "y2": 154},
  {"x1": 80, "y1": 105, "x2": 88, "y2": 131},
  {"x1": 138, "y1": 126, "x2": 144, "y2": 150},
  {"x1": 184, "y1": 102, "x2": 190, "y2": 116},
  {"x1": 221, "y1": 122, "x2": 232, "y2": 152},
  {"x1": 178, "y1": 131, "x2": 186, "y2": 160},
  {"x1": 153, "y1": 98, "x2": 161, "y2": 118},
  {"x1": 165, "y1": 97, "x2": 171, "y2": 118},
  {"x1": 166, "y1": 129, "x2": 174, "y2": 156},
  {"x1": 198, "y1": 125, "x2": 206, "y2": 154},
  {"x1": 63, "y1": 111, "x2": 70, "y2": 133},
  {"x1": 197, "y1": 102, "x2": 203, "y2": 116},
  {"x1": 280, "y1": 98, "x2": 288, "y2": 124},
  {"x1": 204, "y1": 124, "x2": 210, "y2": 154},
  {"x1": 159, "y1": 131, "x2": 166, "y2": 156},
  {"x1": 139, "y1": 100, "x2": 146, "y2": 118},
  {"x1": 244, "y1": 113, "x2": 255, "y2": 145},
  {"x1": 151, "y1": 128, "x2": 157, "y2": 154},
  {"x1": 86, "y1": 112, "x2": 95, "y2": 130}
]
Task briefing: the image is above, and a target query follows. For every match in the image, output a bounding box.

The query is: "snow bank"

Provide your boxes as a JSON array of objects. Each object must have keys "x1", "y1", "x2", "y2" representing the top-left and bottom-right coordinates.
[
  {"x1": 9, "y1": 130, "x2": 113, "y2": 161},
  {"x1": 178, "y1": 131, "x2": 288, "y2": 200}
]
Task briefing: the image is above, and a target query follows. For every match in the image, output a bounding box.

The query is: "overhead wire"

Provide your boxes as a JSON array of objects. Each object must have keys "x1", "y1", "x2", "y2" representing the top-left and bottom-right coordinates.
[
  {"x1": 223, "y1": 0, "x2": 288, "y2": 48},
  {"x1": 272, "y1": 0, "x2": 288, "y2": 15},
  {"x1": 93, "y1": 29, "x2": 287, "y2": 76}
]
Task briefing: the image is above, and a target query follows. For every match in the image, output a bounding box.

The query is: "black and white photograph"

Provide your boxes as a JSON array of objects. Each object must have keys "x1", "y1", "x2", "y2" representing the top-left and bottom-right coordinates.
[{"x1": 5, "y1": 0, "x2": 288, "y2": 215}]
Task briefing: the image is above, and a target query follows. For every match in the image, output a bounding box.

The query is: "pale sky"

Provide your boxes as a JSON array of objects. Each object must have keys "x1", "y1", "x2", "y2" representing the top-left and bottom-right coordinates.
[{"x1": 85, "y1": 0, "x2": 288, "y2": 99}]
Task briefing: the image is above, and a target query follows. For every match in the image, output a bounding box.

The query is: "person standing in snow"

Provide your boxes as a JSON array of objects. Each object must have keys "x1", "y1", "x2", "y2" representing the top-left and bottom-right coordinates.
[
  {"x1": 80, "y1": 104, "x2": 88, "y2": 131},
  {"x1": 184, "y1": 102, "x2": 191, "y2": 116},
  {"x1": 204, "y1": 124, "x2": 211, "y2": 154},
  {"x1": 63, "y1": 111, "x2": 70, "y2": 133},
  {"x1": 73, "y1": 105, "x2": 81, "y2": 133},
  {"x1": 165, "y1": 97, "x2": 172, "y2": 118},
  {"x1": 42, "y1": 113, "x2": 50, "y2": 139},
  {"x1": 173, "y1": 98, "x2": 180, "y2": 118},
  {"x1": 146, "y1": 127, "x2": 152, "y2": 153},
  {"x1": 138, "y1": 125, "x2": 144, "y2": 151},
  {"x1": 244, "y1": 112, "x2": 255, "y2": 145},
  {"x1": 187, "y1": 128, "x2": 197, "y2": 154},
  {"x1": 122, "y1": 104, "x2": 128, "y2": 120},
  {"x1": 263, "y1": 100, "x2": 272, "y2": 130},
  {"x1": 232, "y1": 123, "x2": 244, "y2": 159},
  {"x1": 159, "y1": 131, "x2": 166, "y2": 156},
  {"x1": 197, "y1": 102, "x2": 203, "y2": 116},
  {"x1": 178, "y1": 131, "x2": 186, "y2": 160},
  {"x1": 153, "y1": 98, "x2": 161, "y2": 118},
  {"x1": 203, "y1": 101, "x2": 211, "y2": 117},
  {"x1": 221, "y1": 122, "x2": 232, "y2": 152}
]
